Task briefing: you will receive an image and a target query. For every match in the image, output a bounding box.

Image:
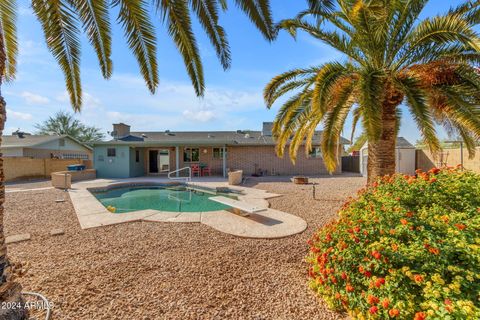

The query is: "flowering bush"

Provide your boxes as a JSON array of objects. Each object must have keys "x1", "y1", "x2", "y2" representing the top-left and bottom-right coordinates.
[{"x1": 307, "y1": 167, "x2": 480, "y2": 319}]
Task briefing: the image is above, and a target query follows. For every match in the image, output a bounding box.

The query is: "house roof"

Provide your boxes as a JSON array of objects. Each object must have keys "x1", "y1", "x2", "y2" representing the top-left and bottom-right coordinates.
[
  {"x1": 93, "y1": 130, "x2": 351, "y2": 147},
  {"x1": 360, "y1": 137, "x2": 415, "y2": 150},
  {"x1": 2, "y1": 134, "x2": 93, "y2": 150}
]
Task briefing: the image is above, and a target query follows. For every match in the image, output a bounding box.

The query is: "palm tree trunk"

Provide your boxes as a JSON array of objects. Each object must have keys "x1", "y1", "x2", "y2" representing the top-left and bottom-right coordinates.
[
  {"x1": 0, "y1": 27, "x2": 29, "y2": 320},
  {"x1": 367, "y1": 88, "x2": 402, "y2": 184}
]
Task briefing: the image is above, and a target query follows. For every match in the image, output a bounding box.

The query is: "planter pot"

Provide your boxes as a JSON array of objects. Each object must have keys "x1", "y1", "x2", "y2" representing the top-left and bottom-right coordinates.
[{"x1": 293, "y1": 176, "x2": 309, "y2": 185}]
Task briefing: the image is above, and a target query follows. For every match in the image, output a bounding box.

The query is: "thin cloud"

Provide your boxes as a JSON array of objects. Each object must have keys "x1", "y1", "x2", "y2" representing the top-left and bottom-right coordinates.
[
  {"x1": 183, "y1": 109, "x2": 216, "y2": 122},
  {"x1": 6, "y1": 109, "x2": 33, "y2": 121},
  {"x1": 21, "y1": 91, "x2": 50, "y2": 105}
]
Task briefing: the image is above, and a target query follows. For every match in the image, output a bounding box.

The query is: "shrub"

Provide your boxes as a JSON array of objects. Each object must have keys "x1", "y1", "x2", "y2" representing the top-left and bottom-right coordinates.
[{"x1": 306, "y1": 167, "x2": 480, "y2": 319}]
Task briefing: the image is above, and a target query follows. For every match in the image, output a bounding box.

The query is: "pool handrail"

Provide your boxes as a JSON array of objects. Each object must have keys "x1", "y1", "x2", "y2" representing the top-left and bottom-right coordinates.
[{"x1": 168, "y1": 167, "x2": 192, "y2": 182}]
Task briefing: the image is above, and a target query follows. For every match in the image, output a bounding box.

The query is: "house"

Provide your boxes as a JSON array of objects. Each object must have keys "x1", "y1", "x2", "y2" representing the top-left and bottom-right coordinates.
[
  {"x1": 2, "y1": 131, "x2": 93, "y2": 159},
  {"x1": 92, "y1": 122, "x2": 350, "y2": 178},
  {"x1": 359, "y1": 137, "x2": 416, "y2": 176}
]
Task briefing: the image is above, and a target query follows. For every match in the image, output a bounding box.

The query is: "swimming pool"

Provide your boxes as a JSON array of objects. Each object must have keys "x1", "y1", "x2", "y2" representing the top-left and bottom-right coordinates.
[{"x1": 91, "y1": 185, "x2": 232, "y2": 213}]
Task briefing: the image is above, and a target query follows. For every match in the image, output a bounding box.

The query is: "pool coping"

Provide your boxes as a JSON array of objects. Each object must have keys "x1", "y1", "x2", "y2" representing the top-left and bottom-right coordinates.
[{"x1": 68, "y1": 178, "x2": 307, "y2": 239}]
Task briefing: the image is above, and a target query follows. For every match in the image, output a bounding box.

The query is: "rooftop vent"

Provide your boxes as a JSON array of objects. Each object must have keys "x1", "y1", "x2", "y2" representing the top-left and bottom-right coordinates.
[
  {"x1": 141, "y1": 133, "x2": 148, "y2": 138},
  {"x1": 164, "y1": 130, "x2": 175, "y2": 136},
  {"x1": 13, "y1": 130, "x2": 30, "y2": 139},
  {"x1": 244, "y1": 133, "x2": 250, "y2": 139},
  {"x1": 207, "y1": 134, "x2": 214, "y2": 138}
]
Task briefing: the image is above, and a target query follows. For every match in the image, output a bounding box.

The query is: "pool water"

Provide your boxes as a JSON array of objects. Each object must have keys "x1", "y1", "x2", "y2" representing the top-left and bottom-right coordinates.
[{"x1": 92, "y1": 186, "x2": 232, "y2": 213}]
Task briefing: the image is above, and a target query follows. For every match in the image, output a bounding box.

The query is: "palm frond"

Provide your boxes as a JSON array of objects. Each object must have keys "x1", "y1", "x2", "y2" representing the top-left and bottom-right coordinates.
[
  {"x1": 0, "y1": 0, "x2": 17, "y2": 82},
  {"x1": 113, "y1": 0, "x2": 158, "y2": 94},
  {"x1": 278, "y1": 19, "x2": 364, "y2": 64},
  {"x1": 68, "y1": 0, "x2": 112, "y2": 78},
  {"x1": 357, "y1": 69, "x2": 384, "y2": 141},
  {"x1": 264, "y1": 67, "x2": 318, "y2": 107},
  {"x1": 311, "y1": 62, "x2": 352, "y2": 114},
  {"x1": 320, "y1": 76, "x2": 356, "y2": 172},
  {"x1": 32, "y1": 0, "x2": 82, "y2": 110},
  {"x1": 234, "y1": 0, "x2": 275, "y2": 40},
  {"x1": 396, "y1": 13, "x2": 480, "y2": 68},
  {"x1": 272, "y1": 89, "x2": 312, "y2": 158},
  {"x1": 156, "y1": 0, "x2": 204, "y2": 96},
  {"x1": 394, "y1": 75, "x2": 441, "y2": 154},
  {"x1": 191, "y1": 0, "x2": 231, "y2": 69}
]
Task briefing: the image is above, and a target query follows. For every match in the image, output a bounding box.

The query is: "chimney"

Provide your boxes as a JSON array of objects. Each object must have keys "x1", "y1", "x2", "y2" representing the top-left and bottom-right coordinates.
[
  {"x1": 112, "y1": 123, "x2": 130, "y2": 139},
  {"x1": 262, "y1": 122, "x2": 273, "y2": 136}
]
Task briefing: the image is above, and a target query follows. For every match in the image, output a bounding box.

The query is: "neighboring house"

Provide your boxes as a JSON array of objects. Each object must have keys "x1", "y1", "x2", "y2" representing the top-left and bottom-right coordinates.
[
  {"x1": 93, "y1": 122, "x2": 350, "y2": 178},
  {"x1": 2, "y1": 132, "x2": 92, "y2": 159},
  {"x1": 359, "y1": 137, "x2": 416, "y2": 176}
]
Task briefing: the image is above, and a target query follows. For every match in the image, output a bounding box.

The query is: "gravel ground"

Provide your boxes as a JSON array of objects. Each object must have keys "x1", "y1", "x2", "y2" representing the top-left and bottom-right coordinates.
[
  {"x1": 5, "y1": 174, "x2": 365, "y2": 320},
  {"x1": 6, "y1": 179, "x2": 51, "y2": 190}
]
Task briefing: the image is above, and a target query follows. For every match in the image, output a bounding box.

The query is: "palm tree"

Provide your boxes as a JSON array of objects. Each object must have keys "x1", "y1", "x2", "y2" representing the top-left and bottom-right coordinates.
[
  {"x1": 264, "y1": 0, "x2": 480, "y2": 184},
  {"x1": 0, "y1": 0, "x2": 274, "y2": 318}
]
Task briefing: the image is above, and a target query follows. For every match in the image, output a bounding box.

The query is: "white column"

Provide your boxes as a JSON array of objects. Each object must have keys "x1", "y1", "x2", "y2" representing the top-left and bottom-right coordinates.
[
  {"x1": 222, "y1": 145, "x2": 227, "y2": 178},
  {"x1": 175, "y1": 146, "x2": 180, "y2": 177}
]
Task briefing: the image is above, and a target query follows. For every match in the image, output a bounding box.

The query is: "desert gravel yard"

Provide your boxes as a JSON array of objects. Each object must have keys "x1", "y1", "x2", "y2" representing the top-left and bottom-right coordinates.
[{"x1": 5, "y1": 174, "x2": 365, "y2": 319}]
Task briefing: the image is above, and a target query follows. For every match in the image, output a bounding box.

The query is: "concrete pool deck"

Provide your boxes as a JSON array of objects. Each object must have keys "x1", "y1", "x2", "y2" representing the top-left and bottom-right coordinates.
[{"x1": 68, "y1": 177, "x2": 307, "y2": 238}]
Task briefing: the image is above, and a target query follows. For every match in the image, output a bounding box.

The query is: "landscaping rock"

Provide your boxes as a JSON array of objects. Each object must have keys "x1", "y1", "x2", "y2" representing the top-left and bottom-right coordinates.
[
  {"x1": 6, "y1": 233, "x2": 31, "y2": 244},
  {"x1": 50, "y1": 228, "x2": 65, "y2": 236}
]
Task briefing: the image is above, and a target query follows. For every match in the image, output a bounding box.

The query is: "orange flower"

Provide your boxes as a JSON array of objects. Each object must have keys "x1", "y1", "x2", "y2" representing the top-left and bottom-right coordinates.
[
  {"x1": 414, "y1": 312, "x2": 426, "y2": 320},
  {"x1": 391, "y1": 243, "x2": 398, "y2": 251},
  {"x1": 454, "y1": 223, "x2": 466, "y2": 230},
  {"x1": 414, "y1": 274, "x2": 424, "y2": 283},
  {"x1": 428, "y1": 247, "x2": 440, "y2": 255},
  {"x1": 389, "y1": 309, "x2": 400, "y2": 317},
  {"x1": 346, "y1": 284, "x2": 354, "y2": 292},
  {"x1": 369, "y1": 306, "x2": 378, "y2": 314},
  {"x1": 406, "y1": 211, "x2": 414, "y2": 217},
  {"x1": 400, "y1": 218, "x2": 408, "y2": 225},
  {"x1": 381, "y1": 298, "x2": 390, "y2": 308},
  {"x1": 367, "y1": 295, "x2": 379, "y2": 305},
  {"x1": 375, "y1": 278, "x2": 385, "y2": 287},
  {"x1": 372, "y1": 251, "x2": 382, "y2": 259},
  {"x1": 335, "y1": 292, "x2": 341, "y2": 299},
  {"x1": 341, "y1": 272, "x2": 347, "y2": 280},
  {"x1": 389, "y1": 229, "x2": 396, "y2": 235}
]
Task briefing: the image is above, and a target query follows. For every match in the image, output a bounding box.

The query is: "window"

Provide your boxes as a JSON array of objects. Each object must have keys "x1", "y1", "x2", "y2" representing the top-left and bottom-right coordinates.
[
  {"x1": 107, "y1": 148, "x2": 116, "y2": 157},
  {"x1": 213, "y1": 147, "x2": 227, "y2": 159},
  {"x1": 183, "y1": 148, "x2": 199, "y2": 162},
  {"x1": 135, "y1": 150, "x2": 140, "y2": 162},
  {"x1": 309, "y1": 147, "x2": 322, "y2": 158},
  {"x1": 59, "y1": 138, "x2": 65, "y2": 147}
]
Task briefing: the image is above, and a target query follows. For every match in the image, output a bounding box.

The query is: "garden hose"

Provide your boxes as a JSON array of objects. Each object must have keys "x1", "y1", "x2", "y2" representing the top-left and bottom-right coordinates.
[{"x1": 22, "y1": 291, "x2": 51, "y2": 320}]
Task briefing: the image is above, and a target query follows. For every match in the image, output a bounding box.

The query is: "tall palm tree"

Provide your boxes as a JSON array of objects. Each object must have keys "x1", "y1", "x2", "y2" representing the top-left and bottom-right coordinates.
[
  {"x1": 264, "y1": 0, "x2": 480, "y2": 183},
  {"x1": 0, "y1": 0, "x2": 274, "y2": 318}
]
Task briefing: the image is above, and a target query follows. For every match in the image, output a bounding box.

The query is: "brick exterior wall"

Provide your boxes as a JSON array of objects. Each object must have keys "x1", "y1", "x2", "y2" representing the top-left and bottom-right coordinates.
[
  {"x1": 227, "y1": 146, "x2": 340, "y2": 175},
  {"x1": 141, "y1": 145, "x2": 341, "y2": 176}
]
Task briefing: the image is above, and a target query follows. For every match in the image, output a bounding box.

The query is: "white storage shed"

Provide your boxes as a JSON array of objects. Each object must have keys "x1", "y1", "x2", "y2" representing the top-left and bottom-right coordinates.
[{"x1": 359, "y1": 137, "x2": 416, "y2": 176}]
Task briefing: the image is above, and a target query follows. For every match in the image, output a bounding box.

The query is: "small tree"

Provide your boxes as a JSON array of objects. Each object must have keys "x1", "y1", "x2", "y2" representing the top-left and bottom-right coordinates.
[{"x1": 35, "y1": 111, "x2": 105, "y2": 144}]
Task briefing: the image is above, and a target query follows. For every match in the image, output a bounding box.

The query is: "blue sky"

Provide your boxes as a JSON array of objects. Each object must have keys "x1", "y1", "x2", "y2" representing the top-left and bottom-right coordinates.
[{"x1": 4, "y1": 0, "x2": 466, "y2": 144}]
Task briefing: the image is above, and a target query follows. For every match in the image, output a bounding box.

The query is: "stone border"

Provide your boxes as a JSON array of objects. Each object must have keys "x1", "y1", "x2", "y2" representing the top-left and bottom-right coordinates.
[{"x1": 68, "y1": 178, "x2": 307, "y2": 239}]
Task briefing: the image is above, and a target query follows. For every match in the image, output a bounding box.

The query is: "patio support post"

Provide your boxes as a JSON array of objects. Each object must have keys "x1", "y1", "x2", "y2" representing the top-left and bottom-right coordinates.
[
  {"x1": 222, "y1": 145, "x2": 227, "y2": 178},
  {"x1": 175, "y1": 146, "x2": 179, "y2": 177}
]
